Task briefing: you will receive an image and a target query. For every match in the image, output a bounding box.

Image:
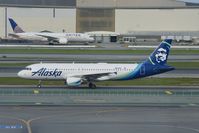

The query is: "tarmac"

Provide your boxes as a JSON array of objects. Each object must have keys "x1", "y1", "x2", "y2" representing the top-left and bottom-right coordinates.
[
  {"x1": 0, "y1": 86, "x2": 199, "y2": 133},
  {"x1": 0, "y1": 105, "x2": 199, "y2": 133},
  {"x1": 0, "y1": 86, "x2": 199, "y2": 106}
]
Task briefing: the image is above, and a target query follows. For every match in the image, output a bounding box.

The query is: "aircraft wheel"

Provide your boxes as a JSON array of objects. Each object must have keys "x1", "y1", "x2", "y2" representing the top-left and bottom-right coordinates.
[
  {"x1": 49, "y1": 42, "x2": 54, "y2": 45},
  {"x1": 89, "y1": 83, "x2": 96, "y2": 89},
  {"x1": 37, "y1": 84, "x2": 41, "y2": 88}
]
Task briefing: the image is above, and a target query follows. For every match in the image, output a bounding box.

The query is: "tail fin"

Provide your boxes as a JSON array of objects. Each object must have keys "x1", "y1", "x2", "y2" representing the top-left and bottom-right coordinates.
[
  {"x1": 147, "y1": 39, "x2": 172, "y2": 65},
  {"x1": 8, "y1": 18, "x2": 24, "y2": 33}
]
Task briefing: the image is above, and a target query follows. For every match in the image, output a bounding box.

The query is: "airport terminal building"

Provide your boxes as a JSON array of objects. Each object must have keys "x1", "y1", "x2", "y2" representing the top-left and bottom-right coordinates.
[{"x1": 0, "y1": 0, "x2": 199, "y2": 40}]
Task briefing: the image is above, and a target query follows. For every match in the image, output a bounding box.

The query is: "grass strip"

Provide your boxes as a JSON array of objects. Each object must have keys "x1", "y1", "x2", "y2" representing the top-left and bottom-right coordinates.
[
  {"x1": 167, "y1": 62, "x2": 199, "y2": 69},
  {"x1": 0, "y1": 77, "x2": 198, "y2": 86}
]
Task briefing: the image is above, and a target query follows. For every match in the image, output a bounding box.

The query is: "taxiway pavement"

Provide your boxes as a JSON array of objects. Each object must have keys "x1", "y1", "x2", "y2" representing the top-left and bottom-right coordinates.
[
  {"x1": 0, "y1": 86, "x2": 199, "y2": 133},
  {"x1": 0, "y1": 106, "x2": 199, "y2": 133}
]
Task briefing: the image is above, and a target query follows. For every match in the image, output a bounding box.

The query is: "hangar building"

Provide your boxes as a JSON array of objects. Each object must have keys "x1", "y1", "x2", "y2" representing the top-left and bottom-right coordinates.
[{"x1": 0, "y1": 0, "x2": 199, "y2": 41}]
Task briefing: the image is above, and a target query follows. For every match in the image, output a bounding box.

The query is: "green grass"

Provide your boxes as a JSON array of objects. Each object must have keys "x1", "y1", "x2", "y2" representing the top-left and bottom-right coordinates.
[
  {"x1": 167, "y1": 62, "x2": 199, "y2": 69},
  {"x1": 0, "y1": 63, "x2": 31, "y2": 67},
  {"x1": 0, "y1": 77, "x2": 198, "y2": 86},
  {"x1": 0, "y1": 62, "x2": 199, "y2": 69},
  {"x1": 0, "y1": 48, "x2": 199, "y2": 55},
  {"x1": 96, "y1": 78, "x2": 199, "y2": 86}
]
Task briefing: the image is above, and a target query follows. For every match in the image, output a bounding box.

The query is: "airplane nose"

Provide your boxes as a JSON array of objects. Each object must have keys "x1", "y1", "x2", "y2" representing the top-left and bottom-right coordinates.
[
  {"x1": 17, "y1": 70, "x2": 25, "y2": 78},
  {"x1": 17, "y1": 71, "x2": 22, "y2": 77}
]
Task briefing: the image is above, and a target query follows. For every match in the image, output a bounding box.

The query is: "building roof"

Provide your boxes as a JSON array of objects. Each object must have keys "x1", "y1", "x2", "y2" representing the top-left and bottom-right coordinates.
[{"x1": 1, "y1": 0, "x2": 198, "y2": 8}]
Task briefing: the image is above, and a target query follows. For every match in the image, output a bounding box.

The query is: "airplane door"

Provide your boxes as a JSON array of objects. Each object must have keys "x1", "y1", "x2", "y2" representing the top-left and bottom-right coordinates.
[{"x1": 140, "y1": 65, "x2": 145, "y2": 76}]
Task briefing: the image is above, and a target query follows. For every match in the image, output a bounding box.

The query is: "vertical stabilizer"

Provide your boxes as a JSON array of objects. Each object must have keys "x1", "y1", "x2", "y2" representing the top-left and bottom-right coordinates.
[
  {"x1": 8, "y1": 18, "x2": 24, "y2": 33},
  {"x1": 147, "y1": 39, "x2": 172, "y2": 65}
]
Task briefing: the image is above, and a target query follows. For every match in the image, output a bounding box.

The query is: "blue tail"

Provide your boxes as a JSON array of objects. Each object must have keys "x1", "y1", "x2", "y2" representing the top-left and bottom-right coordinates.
[
  {"x1": 8, "y1": 18, "x2": 24, "y2": 33},
  {"x1": 148, "y1": 39, "x2": 172, "y2": 65},
  {"x1": 138, "y1": 39, "x2": 174, "y2": 78},
  {"x1": 133, "y1": 39, "x2": 174, "y2": 79},
  {"x1": 114, "y1": 39, "x2": 174, "y2": 80}
]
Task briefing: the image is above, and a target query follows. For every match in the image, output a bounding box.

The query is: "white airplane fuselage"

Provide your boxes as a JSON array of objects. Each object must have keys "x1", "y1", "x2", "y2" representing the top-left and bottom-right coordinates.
[
  {"x1": 13, "y1": 32, "x2": 94, "y2": 43},
  {"x1": 18, "y1": 63, "x2": 138, "y2": 81}
]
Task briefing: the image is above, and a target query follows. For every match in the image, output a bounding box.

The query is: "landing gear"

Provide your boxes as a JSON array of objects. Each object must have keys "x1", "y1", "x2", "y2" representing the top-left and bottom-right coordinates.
[
  {"x1": 88, "y1": 82, "x2": 96, "y2": 89},
  {"x1": 49, "y1": 42, "x2": 54, "y2": 45},
  {"x1": 64, "y1": 80, "x2": 67, "y2": 85},
  {"x1": 37, "y1": 80, "x2": 42, "y2": 88}
]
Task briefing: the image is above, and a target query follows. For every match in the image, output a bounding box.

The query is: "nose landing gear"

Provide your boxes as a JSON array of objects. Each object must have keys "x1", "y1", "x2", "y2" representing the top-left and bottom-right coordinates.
[{"x1": 37, "y1": 80, "x2": 42, "y2": 88}]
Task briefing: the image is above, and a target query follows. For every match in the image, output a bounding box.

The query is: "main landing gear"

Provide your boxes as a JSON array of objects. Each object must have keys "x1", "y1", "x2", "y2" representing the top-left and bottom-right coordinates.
[{"x1": 88, "y1": 82, "x2": 96, "y2": 89}]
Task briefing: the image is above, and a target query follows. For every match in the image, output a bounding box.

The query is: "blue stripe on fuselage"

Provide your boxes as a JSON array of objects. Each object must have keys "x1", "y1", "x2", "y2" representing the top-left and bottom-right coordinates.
[{"x1": 117, "y1": 63, "x2": 143, "y2": 80}]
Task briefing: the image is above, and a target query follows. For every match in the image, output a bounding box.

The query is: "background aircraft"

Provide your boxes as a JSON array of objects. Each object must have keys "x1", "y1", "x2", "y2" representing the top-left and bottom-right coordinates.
[
  {"x1": 8, "y1": 18, "x2": 94, "y2": 45},
  {"x1": 18, "y1": 39, "x2": 174, "y2": 88}
]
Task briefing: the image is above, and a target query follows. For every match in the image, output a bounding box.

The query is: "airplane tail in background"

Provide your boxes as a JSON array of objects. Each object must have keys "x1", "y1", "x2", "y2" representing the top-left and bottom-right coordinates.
[
  {"x1": 8, "y1": 18, "x2": 24, "y2": 33},
  {"x1": 147, "y1": 39, "x2": 172, "y2": 66}
]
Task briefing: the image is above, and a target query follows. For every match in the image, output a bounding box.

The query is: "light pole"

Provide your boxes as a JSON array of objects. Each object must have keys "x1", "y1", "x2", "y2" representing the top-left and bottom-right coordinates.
[{"x1": 5, "y1": 7, "x2": 7, "y2": 38}]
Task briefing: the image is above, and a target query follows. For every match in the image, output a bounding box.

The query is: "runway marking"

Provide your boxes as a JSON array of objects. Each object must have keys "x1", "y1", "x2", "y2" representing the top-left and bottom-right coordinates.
[
  {"x1": 73, "y1": 99, "x2": 106, "y2": 103},
  {"x1": 2, "y1": 108, "x2": 199, "y2": 133},
  {"x1": 28, "y1": 108, "x2": 127, "y2": 132},
  {"x1": 0, "y1": 115, "x2": 31, "y2": 133},
  {"x1": 33, "y1": 90, "x2": 40, "y2": 94},
  {"x1": 35, "y1": 102, "x2": 42, "y2": 105},
  {"x1": 188, "y1": 103, "x2": 197, "y2": 106},
  {"x1": 165, "y1": 90, "x2": 173, "y2": 95}
]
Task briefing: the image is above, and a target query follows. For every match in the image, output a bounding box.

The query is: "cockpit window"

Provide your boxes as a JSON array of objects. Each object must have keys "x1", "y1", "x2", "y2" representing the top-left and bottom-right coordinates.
[{"x1": 25, "y1": 67, "x2": 32, "y2": 70}]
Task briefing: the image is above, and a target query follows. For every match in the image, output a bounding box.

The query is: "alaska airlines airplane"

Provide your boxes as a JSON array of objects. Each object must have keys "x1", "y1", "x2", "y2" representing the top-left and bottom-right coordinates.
[
  {"x1": 8, "y1": 18, "x2": 94, "y2": 45},
  {"x1": 18, "y1": 39, "x2": 174, "y2": 88}
]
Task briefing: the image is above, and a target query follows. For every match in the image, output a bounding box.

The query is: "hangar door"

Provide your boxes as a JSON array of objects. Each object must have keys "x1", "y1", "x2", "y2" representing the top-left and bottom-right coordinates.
[{"x1": 110, "y1": 36, "x2": 117, "y2": 42}]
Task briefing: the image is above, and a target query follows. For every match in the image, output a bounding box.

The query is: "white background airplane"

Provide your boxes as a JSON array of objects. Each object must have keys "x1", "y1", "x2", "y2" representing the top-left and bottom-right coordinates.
[
  {"x1": 18, "y1": 39, "x2": 174, "y2": 88},
  {"x1": 8, "y1": 18, "x2": 94, "y2": 45}
]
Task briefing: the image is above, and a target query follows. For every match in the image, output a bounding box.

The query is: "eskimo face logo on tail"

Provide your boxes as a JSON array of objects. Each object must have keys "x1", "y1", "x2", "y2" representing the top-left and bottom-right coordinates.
[
  {"x1": 155, "y1": 48, "x2": 167, "y2": 63},
  {"x1": 32, "y1": 68, "x2": 62, "y2": 77}
]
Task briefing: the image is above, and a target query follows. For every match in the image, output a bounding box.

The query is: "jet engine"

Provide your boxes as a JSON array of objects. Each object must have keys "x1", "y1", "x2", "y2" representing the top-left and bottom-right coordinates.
[
  {"x1": 66, "y1": 77, "x2": 82, "y2": 86},
  {"x1": 58, "y1": 38, "x2": 68, "y2": 44}
]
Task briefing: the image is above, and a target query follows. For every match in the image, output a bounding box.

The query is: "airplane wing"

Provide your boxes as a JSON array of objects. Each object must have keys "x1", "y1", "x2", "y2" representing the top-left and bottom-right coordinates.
[
  {"x1": 35, "y1": 34, "x2": 58, "y2": 41},
  {"x1": 69, "y1": 72, "x2": 117, "y2": 81},
  {"x1": 35, "y1": 34, "x2": 68, "y2": 44}
]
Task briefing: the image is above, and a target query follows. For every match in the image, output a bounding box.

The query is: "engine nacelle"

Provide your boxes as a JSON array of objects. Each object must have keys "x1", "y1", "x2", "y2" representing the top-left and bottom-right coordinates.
[
  {"x1": 58, "y1": 38, "x2": 68, "y2": 44},
  {"x1": 66, "y1": 77, "x2": 82, "y2": 86}
]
